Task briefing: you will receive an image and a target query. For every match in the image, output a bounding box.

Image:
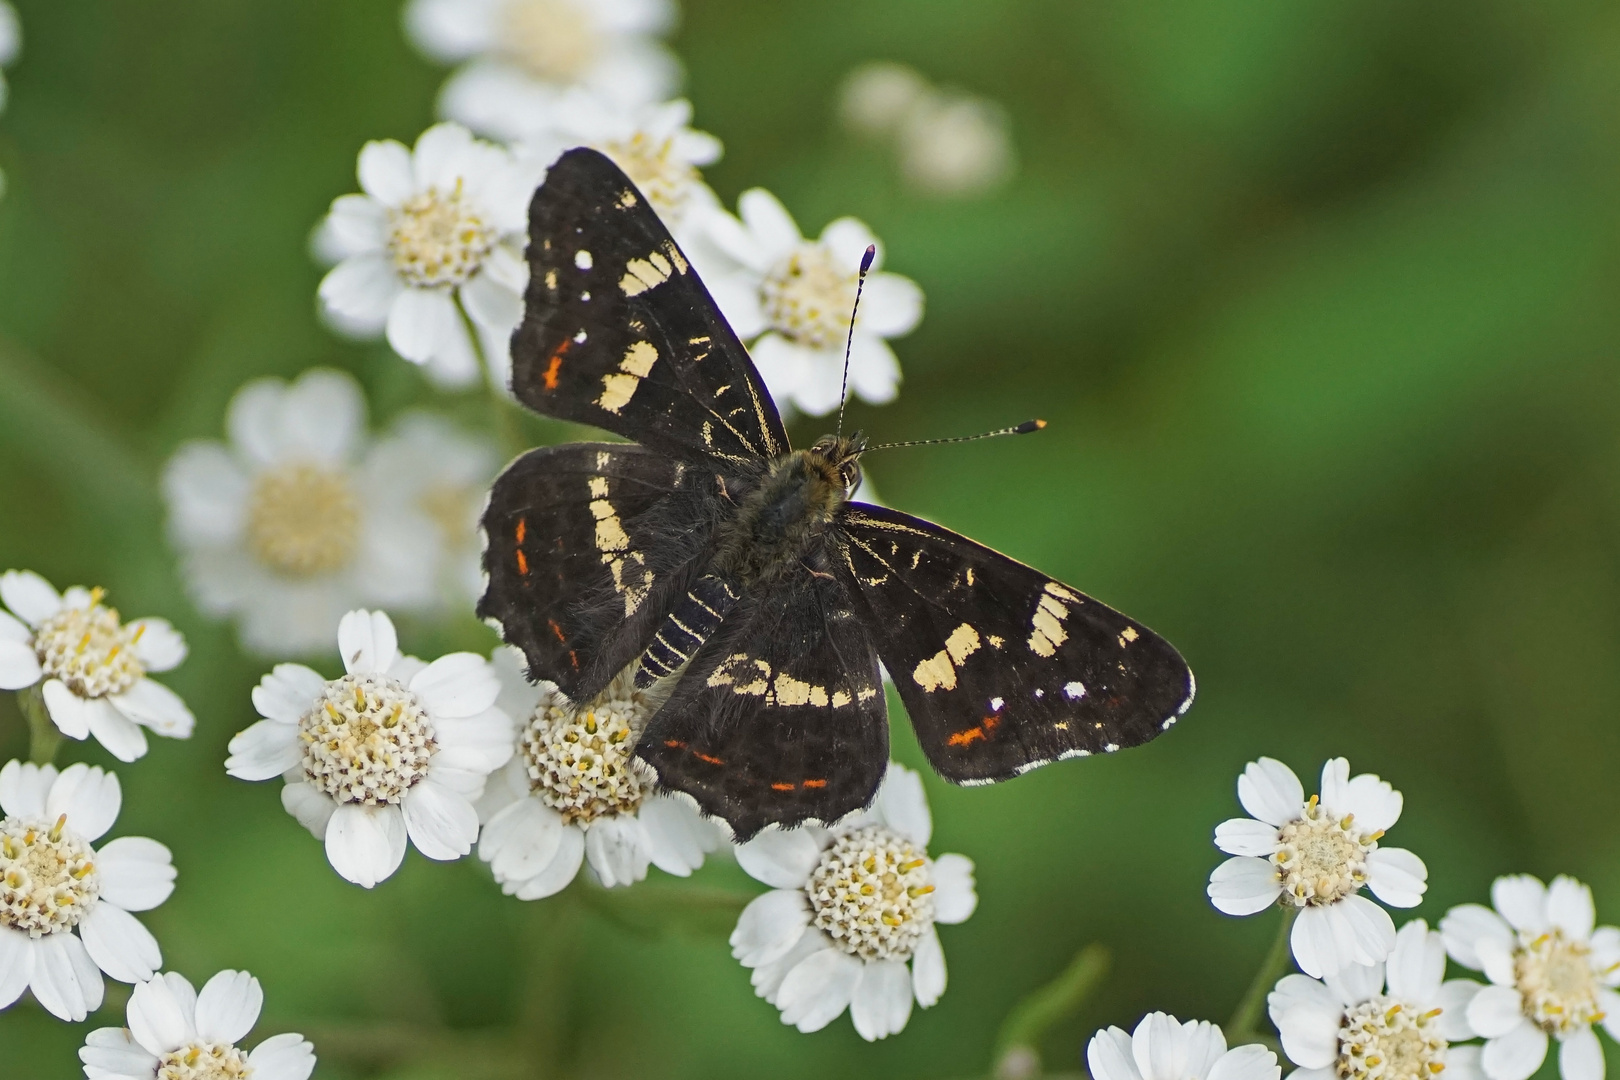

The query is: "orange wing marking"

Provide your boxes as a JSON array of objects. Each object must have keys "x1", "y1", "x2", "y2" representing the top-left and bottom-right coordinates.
[
  {"x1": 568, "y1": 650, "x2": 579, "y2": 669},
  {"x1": 542, "y1": 341, "x2": 569, "y2": 390},
  {"x1": 547, "y1": 618, "x2": 566, "y2": 643},
  {"x1": 515, "y1": 550, "x2": 529, "y2": 575},
  {"x1": 803, "y1": 778, "x2": 827, "y2": 789},
  {"x1": 770, "y1": 782, "x2": 796, "y2": 792},
  {"x1": 695, "y1": 752, "x2": 725, "y2": 766},
  {"x1": 948, "y1": 726, "x2": 987, "y2": 747},
  {"x1": 515, "y1": 517, "x2": 527, "y2": 544}
]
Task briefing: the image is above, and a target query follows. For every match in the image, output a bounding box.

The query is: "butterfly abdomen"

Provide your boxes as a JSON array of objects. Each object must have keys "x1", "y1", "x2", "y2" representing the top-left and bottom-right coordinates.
[
  {"x1": 635, "y1": 573, "x2": 741, "y2": 687},
  {"x1": 712, "y1": 449, "x2": 846, "y2": 587}
]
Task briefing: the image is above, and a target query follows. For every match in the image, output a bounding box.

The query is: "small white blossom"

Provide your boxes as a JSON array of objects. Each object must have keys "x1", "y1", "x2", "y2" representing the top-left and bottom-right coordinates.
[
  {"x1": 729, "y1": 763, "x2": 975, "y2": 1041},
  {"x1": 162, "y1": 370, "x2": 444, "y2": 656},
  {"x1": 1087, "y1": 1013, "x2": 1281, "y2": 1080},
  {"x1": 225, "y1": 610, "x2": 513, "y2": 888},
  {"x1": 1440, "y1": 875, "x2": 1620, "y2": 1080},
  {"x1": 0, "y1": 572, "x2": 193, "y2": 762},
  {"x1": 699, "y1": 190, "x2": 922, "y2": 417},
  {"x1": 840, "y1": 62, "x2": 1015, "y2": 198},
  {"x1": 1269, "y1": 919, "x2": 1483, "y2": 1080},
  {"x1": 0, "y1": 761, "x2": 176, "y2": 1022},
  {"x1": 1208, "y1": 757, "x2": 1427, "y2": 978},
  {"x1": 404, "y1": 0, "x2": 679, "y2": 142},
  {"x1": 476, "y1": 649, "x2": 723, "y2": 897},
  {"x1": 315, "y1": 123, "x2": 535, "y2": 390},
  {"x1": 80, "y1": 969, "x2": 315, "y2": 1080}
]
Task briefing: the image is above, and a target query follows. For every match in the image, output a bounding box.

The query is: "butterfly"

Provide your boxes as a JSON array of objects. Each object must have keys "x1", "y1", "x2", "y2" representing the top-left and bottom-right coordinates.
[{"x1": 479, "y1": 148, "x2": 1195, "y2": 841}]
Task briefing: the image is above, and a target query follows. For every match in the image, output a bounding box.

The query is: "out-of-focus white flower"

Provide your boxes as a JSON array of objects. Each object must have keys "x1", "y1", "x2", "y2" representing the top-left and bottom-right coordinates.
[
  {"x1": 840, "y1": 62, "x2": 1015, "y2": 199},
  {"x1": 405, "y1": 0, "x2": 679, "y2": 142},
  {"x1": 361, "y1": 411, "x2": 497, "y2": 609},
  {"x1": 1269, "y1": 919, "x2": 1483, "y2": 1080},
  {"x1": 1087, "y1": 1013, "x2": 1281, "y2": 1080},
  {"x1": 0, "y1": 761, "x2": 176, "y2": 1022},
  {"x1": 839, "y1": 62, "x2": 930, "y2": 139},
  {"x1": 1207, "y1": 757, "x2": 1427, "y2": 979},
  {"x1": 0, "y1": 572, "x2": 192, "y2": 762},
  {"x1": 729, "y1": 762, "x2": 975, "y2": 1041},
  {"x1": 161, "y1": 369, "x2": 444, "y2": 656},
  {"x1": 80, "y1": 969, "x2": 315, "y2": 1080},
  {"x1": 476, "y1": 649, "x2": 723, "y2": 898},
  {"x1": 1440, "y1": 875, "x2": 1620, "y2": 1080},
  {"x1": 699, "y1": 192, "x2": 922, "y2": 417},
  {"x1": 225, "y1": 610, "x2": 512, "y2": 888},
  {"x1": 314, "y1": 123, "x2": 535, "y2": 390}
]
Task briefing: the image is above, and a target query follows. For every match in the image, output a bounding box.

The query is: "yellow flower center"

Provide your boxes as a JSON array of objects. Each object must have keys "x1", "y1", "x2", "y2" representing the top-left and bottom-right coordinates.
[
  {"x1": 388, "y1": 182, "x2": 497, "y2": 289},
  {"x1": 300, "y1": 674, "x2": 435, "y2": 806},
  {"x1": 33, "y1": 594, "x2": 146, "y2": 698},
  {"x1": 498, "y1": 0, "x2": 601, "y2": 84},
  {"x1": 1274, "y1": 797, "x2": 1376, "y2": 906},
  {"x1": 245, "y1": 463, "x2": 360, "y2": 579},
  {"x1": 0, "y1": 814, "x2": 99, "y2": 937},
  {"x1": 600, "y1": 133, "x2": 701, "y2": 224},
  {"x1": 761, "y1": 245, "x2": 858, "y2": 351},
  {"x1": 808, "y1": 825, "x2": 935, "y2": 961},
  {"x1": 1515, "y1": 929, "x2": 1603, "y2": 1035},
  {"x1": 157, "y1": 1043, "x2": 252, "y2": 1080},
  {"x1": 1335, "y1": 997, "x2": 1447, "y2": 1080},
  {"x1": 521, "y1": 686, "x2": 649, "y2": 824}
]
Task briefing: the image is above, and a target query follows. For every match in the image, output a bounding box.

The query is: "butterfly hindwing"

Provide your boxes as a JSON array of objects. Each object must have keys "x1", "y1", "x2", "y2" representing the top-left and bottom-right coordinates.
[
  {"x1": 511, "y1": 148, "x2": 788, "y2": 466},
  {"x1": 637, "y1": 573, "x2": 888, "y2": 840},
  {"x1": 831, "y1": 503, "x2": 1194, "y2": 784},
  {"x1": 479, "y1": 442, "x2": 719, "y2": 702}
]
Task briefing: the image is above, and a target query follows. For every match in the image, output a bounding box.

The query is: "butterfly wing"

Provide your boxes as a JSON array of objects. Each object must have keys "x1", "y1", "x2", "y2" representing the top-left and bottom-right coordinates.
[
  {"x1": 479, "y1": 442, "x2": 721, "y2": 702},
  {"x1": 636, "y1": 573, "x2": 888, "y2": 840},
  {"x1": 511, "y1": 148, "x2": 789, "y2": 466},
  {"x1": 831, "y1": 502, "x2": 1194, "y2": 784}
]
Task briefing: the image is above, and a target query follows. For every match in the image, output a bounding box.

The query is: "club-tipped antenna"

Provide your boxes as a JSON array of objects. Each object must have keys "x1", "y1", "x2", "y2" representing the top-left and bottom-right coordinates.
[
  {"x1": 863, "y1": 419, "x2": 1047, "y2": 453},
  {"x1": 836, "y1": 244, "x2": 878, "y2": 440}
]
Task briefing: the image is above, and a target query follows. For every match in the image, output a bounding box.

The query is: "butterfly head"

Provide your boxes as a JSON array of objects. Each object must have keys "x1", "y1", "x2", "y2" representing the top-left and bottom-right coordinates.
[{"x1": 809, "y1": 432, "x2": 868, "y2": 497}]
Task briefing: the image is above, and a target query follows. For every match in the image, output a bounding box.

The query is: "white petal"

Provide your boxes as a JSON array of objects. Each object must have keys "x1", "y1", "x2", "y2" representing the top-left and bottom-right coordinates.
[
  {"x1": 42, "y1": 678, "x2": 95, "y2": 739},
  {"x1": 776, "y1": 947, "x2": 861, "y2": 1033},
  {"x1": 1470, "y1": 985, "x2": 1531, "y2": 1038},
  {"x1": 401, "y1": 779, "x2": 479, "y2": 860},
  {"x1": 749, "y1": 333, "x2": 814, "y2": 412},
  {"x1": 324, "y1": 803, "x2": 408, "y2": 888},
  {"x1": 225, "y1": 718, "x2": 303, "y2": 781},
  {"x1": 850, "y1": 959, "x2": 913, "y2": 1041},
  {"x1": 1325, "y1": 959, "x2": 1385, "y2": 1005},
  {"x1": 96, "y1": 836, "x2": 177, "y2": 912},
  {"x1": 1090, "y1": 1027, "x2": 1145, "y2": 1080},
  {"x1": 1438, "y1": 978, "x2": 1484, "y2": 1041},
  {"x1": 872, "y1": 762, "x2": 931, "y2": 846},
  {"x1": 246, "y1": 1032, "x2": 317, "y2": 1080},
  {"x1": 1492, "y1": 875, "x2": 1549, "y2": 933},
  {"x1": 731, "y1": 889, "x2": 811, "y2": 967},
  {"x1": 1237, "y1": 758, "x2": 1305, "y2": 827},
  {"x1": 79, "y1": 1025, "x2": 160, "y2": 1078},
  {"x1": 911, "y1": 923, "x2": 947, "y2": 1007},
  {"x1": 751, "y1": 929, "x2": 826, "y2": 1005},
  {"x1": 1319, "y1": 757, "x2": 1351, "y2": 813},
  {"x1": 1215, "y1": 817, "x2": 1281, "y2": 857},
  {"x1": 1133, "y1": 1011, "x2": 1190, "y2": 1080},
  {"x1": 1481, "y1": 1022, "x2": 1548, "y2": 1080},
  {"x1": 639, "y1": 795, "x2": 710, "y2": 877},
  {"x1": 386, "y1": 286, "x2": 455, "y2": 364},
  {"x1": 1448, "y1": 1047, "x2": 1487, "y2": 1080},
  {"x1": 1206, "y1": 1045, "x2": 1280, "y2": 1080},
  {"x1": 1546, "y1": 876, "x2": 1597, "y2": 941},
  {"x1": 1478, "y1": 934, "x2": 1519, "y2": 986},
  {"x1": 319, "y1": 255, "x2": 403, "y2": 334},
  {"x1": 0, "y1": 569, "x2": 63, "y2": 625},
  {"x1": 1602, "y1": 991, "x2": 1620, "y2": 1043},
  {"x1": 318, "y1": 193, "x2": 387, "y2": 260},
  {"x1": 0, "y1": 608, "x2": 27, "y2": 642},
  {"x1": 1384, "y1": 919, "x2": 1444, "y2": 1003},
  {"x1": 1558, "y1": 1034, "x2": 1603, "y2": 1080},
  {"x1": 704, "y1": 270, "x2": 768, "y2": 339},
  {"x1": 128, "y1": 618, "x2": 187, "y2": 672},
  {"x1": 79, "y1": 903, "x2": 162, "y2": 983},
  {"x1": 481, "y1": 798, "x2": 564, "y2": 883},
  {"x1": 250, "y1": 664, "x2": 325, "y2": 724},
  {"x1": 86, "y1": 698, "x2": 150, "y2": 762},
  {"x1": 1269, "y1": 975, "x2": 1340, "y2": 1069},
  {"x1": 0, "y1": 639, "x2": 41, "y2": 690},
  {"x1": 1208, "y1": 857, "x2": 1280, "y2": 916},
  {"x1": 421, "y1": 300, "x2": 481, "y2": 387},
  {"x1": 128, "y1": 971, "x2": 199, "y2": 1056},
  {"x1": 1339, "y1": 894, "x2": 1398, "y2": 967},
  {"x1": 932, "y1": 853, "x2": 977, "y2": 924},
  {"x1": 30, "y1": 932, "x2": 104, "y2": 1022},
  {"x1": 195, "y1": 970, "x2": 263, "y2": 1045},
  {"x1": 857, "y1": 273, "x2": 923, "y2": 338},
  {"x1": 735, "y1": 826, "x2": 825, "y2": 888},
  {"x1": 49, "y1": 762, "x2": 121, "y2": 842},
  {"x1": 584, "y1": 814, "x2": 651, "y2": 888},
  {"x1": 337, "y1": 609, "x2": 398, "y2": 675},
  {"x1": 461, "y1": 268, "x2": 523, "y2": 337},
  {"x1": 512, "y1": 826, "x2": 585, "y2": 900},
  {"x1": 0, "y1": 759, "x2": 52, "y2": 818},
  {"x1": 279, "y1": 369, "x2": 366, "y2": 465},
  {"x1": 819, "y1": 217, "x2": 879, "y2": 270},
  {"x1": 109, "y1": 679, "x2": 194, "y2": 738},
  {"x1": 1190, "y1": 1027, "x2": 1239, "y2": 1080},
  {"x1": 411, "y1": 122, "x2": 476, "y2": 190},
  {"x1": 281, "y1": 782, "x2": 337, "y2": 840},
  {"x1": 1592, "y1": 929, "x2": 1620, "y2": 978},
  {"x1": 736, "y1": 188, "x2": 804, "y2": 260},
  {"x1": 358, "y1": 139, "x2": 415, "y2": 208},
  {"x1": 1442, "y1": 903, "x2": 1515, "y2": 972},
  {"x1": 846, "y1": 334, "x2": 902, "y2": 407},
  {"x1": 1365, "y1": 847, "x2": 1427, "y2": 908},
  {"x1": 1293, "y1": 904, "x2": 1353, "y2": 979},
  {"x1": 410, "y1": 652, "x2": 500, "y2": 718},
  {"x1": 161, "y1": 440, "x2": 250, "y2": 545},
  {"x1": 0, "y1": 925, "x2": 33, "y2": 1009}
]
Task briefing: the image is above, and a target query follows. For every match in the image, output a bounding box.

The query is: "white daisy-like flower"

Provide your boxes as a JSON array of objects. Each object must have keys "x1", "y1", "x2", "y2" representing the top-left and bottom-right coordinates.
[
  {"x1": 0, "y1": 572, "x2": 193, "y2": 763},
  {"x1": 224, "y1": 610, "x2": 512, "y2": 889},
  {"x1": 404, "y1": 0, "x2": 679, "y2": 143},
  {"x1": 839, "y1": 63, "x2": 1015, "y2": 199},
  {"x1": 0, "y1": 761, "x2": 176, "y2": 1022},
  {"x1": 728, "y1": 762, "x2": 975, "y2": 1041},
  {"x1": 314, "y1": 123, "x2": 535, "y2": 391},
  {"x1": 1269, "y1": 919, "x2": 1484, "y2": 1080},
  {"x1": 360, "y1": 411, "x2": 497, "y2": 608},
  {"x1": 80, "y1": 969, "x2": 315, "y2": 1080},
  {"x1": 1439, "y1": 875, "x2": 1620, "y2": 1080},
  {"x1": 1207, "y1": 757, "x2": 1427, "y2": 978},
  {"x1": 475, "y1": 648, "x2": 723, "y2": 898},
  {"x1": 699, "y1": 191, "x2": 923, "y2": 417},
  {"x1": 162, "y1": 369, "x2": 442, "y2": 656},
  {"x1": 1088, "y1": 1013, "x2": 1281, "y2": 1080}
]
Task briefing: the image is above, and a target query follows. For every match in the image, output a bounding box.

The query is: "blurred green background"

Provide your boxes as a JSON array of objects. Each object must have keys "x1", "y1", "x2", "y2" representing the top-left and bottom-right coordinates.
[{"x1": 3, "y1": 0, "x2": 1620, "y2": 1076}]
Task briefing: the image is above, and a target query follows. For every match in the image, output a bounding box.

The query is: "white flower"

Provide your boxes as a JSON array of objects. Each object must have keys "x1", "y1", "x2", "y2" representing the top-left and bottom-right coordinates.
[
  {"x1": 1269, "y1": 919, "x2": 1484, "y2": 1080},
  {"x1": 0, "y1": 2, "x2": 19, "y2": 116},
  {"x1": 1087, "y1": 1013, "x2": 1281, "y2": 1080},
  {"x1": 1440, "y1": 875, "x2": 1620, "y2": 1080},
  {"x1": 360, "y1": 411, "x2": 497, "y2": 609},
  {"x1": 161, "y1": 369, "x2": 443, "y2": 656},
  {"x1": 314, "y1": 123, "x2": 535, "y2": 390},
  {"x1": 0, "y1": 761, "x2": 176, "y2": 1022},
  {"x1": 225, "y1": 610, "x2": 512, "y2": 888},
  {"x1": 699, "y1": 190, "x2": 923, "y2": 417},
  {"x1": 475, "y1": 649, "x2": 723, "y2": 897},
  {"x1": 80, "y1": 969, "x2": 315, "y2": 1080},
  {"x1": 404, "y1": 0, "x2": 679, "y2": 142},
  {"x1": 0, "y1": 572, "x2": 193, "y2": 762},
  {"x1": 839, "y1": 63, "x2": 1015, "y2": 199},
  {"x1": 1208, "y1": 757, "x2": 1427, "y2": 978},
  {"x1": 728, "y1": 762, "x2": 975, "y2": 1041}
]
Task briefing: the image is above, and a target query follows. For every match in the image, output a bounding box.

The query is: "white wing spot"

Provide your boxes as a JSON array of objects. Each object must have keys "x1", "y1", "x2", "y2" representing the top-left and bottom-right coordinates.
[
  {"x1": 1033, "y1": 688, "x2": 1044, "y2": 698},
  {"x1": 575, "y1": 250, "x2": 593, "y2": 270},
  {"x1": 1063, "y1": 681, "x2": 1086, "y2": 700},
  {"x1": 1104, "y1": 743, "x2": 1120, "y2": 753},
  {"x1": 573, "y1": 330, "x2": 588, "y2": 343},
  {"x1": 989, "y1": 696, "x2": 1004, "y2": 712}
]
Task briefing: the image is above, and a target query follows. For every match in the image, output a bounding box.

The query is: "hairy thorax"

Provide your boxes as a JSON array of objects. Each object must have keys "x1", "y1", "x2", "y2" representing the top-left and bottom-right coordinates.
[{"x1": 714, "y1": 438, "x2": 861, "y2": 586}]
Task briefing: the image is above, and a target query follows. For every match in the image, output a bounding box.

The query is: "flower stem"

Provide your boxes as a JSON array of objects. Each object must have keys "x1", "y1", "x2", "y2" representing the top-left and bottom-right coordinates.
[
  {"x1": 17, "y1": 684, "x2": 62, "y2": 766},
  {"x1": 991, "y1": 942, "x2": 1111, "y2": 1079},
  {"x1": 457, "y1": 296, "x2": 527, "y2": 462},
  {"x1": 1226, "y1": 905, "x2": 1298, "y2": 1043}
]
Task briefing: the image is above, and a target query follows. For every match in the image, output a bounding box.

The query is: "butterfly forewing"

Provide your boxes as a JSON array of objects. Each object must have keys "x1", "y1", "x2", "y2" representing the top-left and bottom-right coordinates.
[
  {"x1": 831, "y1": 503, "x2": 1194, "y2": 784},
  {"x1": 511, "y1": 148, "x2": 788, "y2": 466}
]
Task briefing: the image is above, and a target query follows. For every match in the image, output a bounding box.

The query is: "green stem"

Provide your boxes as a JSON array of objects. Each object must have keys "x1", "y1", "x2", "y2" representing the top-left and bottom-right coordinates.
[
  {"x1": 1226, "y1": 906, "x2": 1298, "y2": 1042},
  {"x1": 18, "y1": 684, "x2": 62, "y2": 766},
  {"x1": 992, "y1": 943, "x2": 1111, "y2": 1079},
  {"x1": 456, "y1": 295, "x2": 528, "y2": 462}
]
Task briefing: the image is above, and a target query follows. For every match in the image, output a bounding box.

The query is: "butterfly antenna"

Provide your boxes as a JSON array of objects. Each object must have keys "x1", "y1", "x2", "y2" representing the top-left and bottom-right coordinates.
[
  {"x1": 863, "y1": 419, "x2": 1047, "y2": 453},
  {"x1": 836, "y1": 244, "x2": 878, "y2": 440}
]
